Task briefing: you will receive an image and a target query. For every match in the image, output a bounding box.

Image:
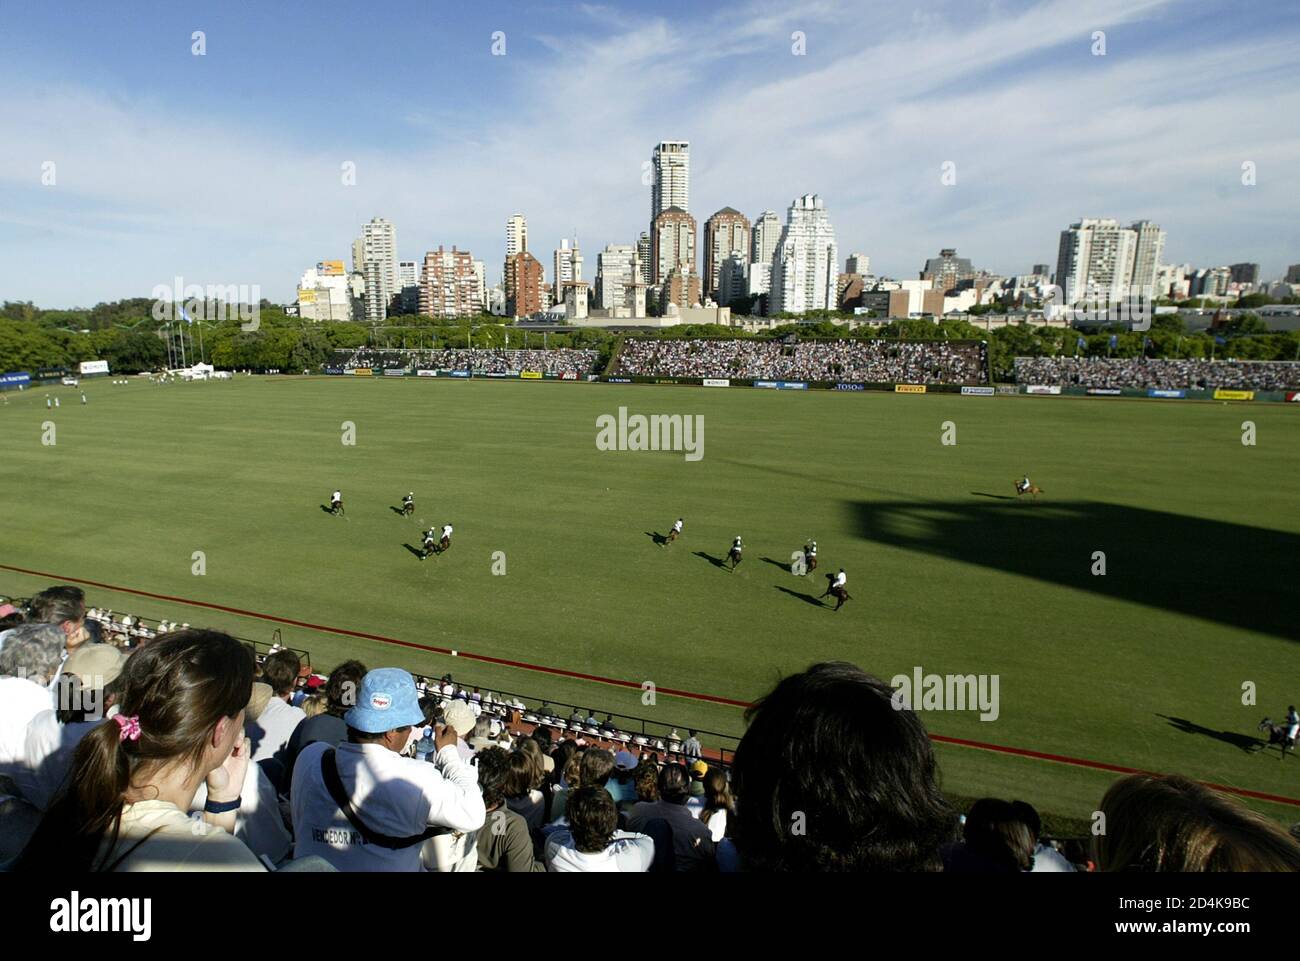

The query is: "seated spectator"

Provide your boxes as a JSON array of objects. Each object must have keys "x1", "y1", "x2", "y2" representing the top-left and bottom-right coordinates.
[
  {"x1": 687, "y1": 759, "x2": 708, "y2": 797},
  {"x1": 467, "y1": 717, "x2": 495, "y2": 752},
  {"x1": 17, "y1": 643, "x2": 126, "y2": 811},
  {"x1": 301, "y1": 694, "x2": 327, "y2": 719},
  {"x1": 682, "y1": 729, "x2": 703, "y2": 759},
  {"x1": 729, "y1": 661, "x2": 956, "y2": 871},
  {"x1": 1010, "y1": 800, "x2": 1076, "y2": 872},
  {"x1": 290, "y1": 667, "x2": 485, "y2": 871},
  {"x1": 545, "y1": 787, "x2": 653, "y2": 872},
  {"x1": 624, "y1": 764, "x2": 715, "y2": 872},
  {"x1": 532, "y1": 727, "x2": 555, "y2": 773},
  {"x1": 632, "y1": 761, "x2": 659, "y2": 809},
  {"x1": 248, "y1": 650, "x2": 306, "y2": 779},
  {"x1": 283, "y1": 659, "x2": 366, "y2": 777},
  {"x1": 605, "y1": 750, "x2": 639, "y2": 805},
  {"x1": 26, "y1": 586, "x2": 91, "y2": 669},
  {"x1": 548, "y1": 751, "x2": 585, "y2": 823},
  {"x1": 0, "y1": 625, "x2": 68, "y2": 775},
  {"x1": 474, "y1": 747, "x2": 544, "y2": 872},
  {"x1": 440, "y1": 700, "x2": 479, "y2": 761},
  {"x1": 504, "y1": 748, "x2": 547, "y2": 832},
  {"x1": 1094, "y1": 773, "x2": 1300, "y2": 871},
  {"x1": 15, "y1": 629, "x2": 265, "y2": 872},
  {"x1": 686, "y1": 767, "x2": 733, "y2": 842},
  {"x1": 579, "y1": 748, "x2": 616, "y2": 800},
  {"x1": 942, "y1": 799, "x2": 1036, "y2": 872}
]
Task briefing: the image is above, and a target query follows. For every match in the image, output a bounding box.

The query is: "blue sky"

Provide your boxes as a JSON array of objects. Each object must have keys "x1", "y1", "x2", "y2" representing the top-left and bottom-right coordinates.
[{"x1": 2, "y1": 0, "x2": 1298, "y2": 307}]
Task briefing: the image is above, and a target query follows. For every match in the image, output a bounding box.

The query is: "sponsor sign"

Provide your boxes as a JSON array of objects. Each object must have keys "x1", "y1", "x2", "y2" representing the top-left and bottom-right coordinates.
[
  {"x1": 1025, "y1": 385, "x2": 1061, "y2": 395},
  {"x1": 1, "y1": 372, "x2": 32, "y2": 387},
  {"x1": 317, "y1": 260, "x2": 345, "y2": 276},
  {"x1": 383, "y1": 369, "x2": 406, "y2": 377},
  {"x1": 835, "y1": 383, "x2": 866, "y2": 391},
  {"x1": 653, "y1": 379, "x2": 675, "y2": 385},
  {"x1": 755, "y1": 381, "x2": 808, "y2": 390},
  {"x1": 1086, "y1": 388, "x2": 1122, "y2": 396},
  {"x1": 560, "y1": 372, "x2": 578, "y2": 380},
  {"x1": 703, "y1": 378, "x2": 731, "y2": 387},
  {"x1": 996, "y1": 385, "x2": 1018, "y2": 395},
  {"x1": 297, "y1": 289, "x2": 317, "y2": 304},
  {"x1": 895, "y1": 384, "x2": 927, "y2": 394},
  {"x1": 960, "y1": 386, "x2": 995, "y2": 396},
  {"x1": 352, "y1": 368, "x2": 373, "y2": 376},
  {"x1": 417, "y1": 370, "x2": 437, "y2": 377},
  {"x1": 322, "y1": 367, "x2": 344, "y2": 375},
  {"x1": 1287, "y1": 391, "x2": 1300, "y2": 402},
  {"x1": 1148, "y1": 388, "x2": 1186, "y2": 399},
  {"x1": 484, "y1": 372, "x2": 510, "y2": 379},
  {"x1": 447, "y1": 370, "x2": 471, "y2": 378},
  {"x1": 586, "y1": 374, "x2": 599, "y2": 382},
  {"x1": 520, "y1": 371, "x2": 543, "y2": 379},
  {"x1": 79, "y1": 360, "x2": 110, "y2": 376},
  {"x1": 608, "y1": 377, "x2": 632, "y2": 383},
  {"x1": 1214, "y1": 389, "x2": 1255, "y2": 401}
]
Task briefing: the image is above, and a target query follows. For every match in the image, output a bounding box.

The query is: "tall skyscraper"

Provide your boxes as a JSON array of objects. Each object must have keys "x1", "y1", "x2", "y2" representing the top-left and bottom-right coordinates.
[
  {"x1": 845, "y1": 253, "x2": 870, "y2": 276},
  {"x1": 651, "y1": 141, "x2": 690, "y2": 223},
  {"x1": 920, "y1": 249, "x2": 975, "y2": 294},
  {"x1": 651, "y1": 207, "x2": 697, "y2": 285},
  {"x1": 419, "y1": 246, "x2": 483, "y2": 318},
  {"x1": 636, "y1": 232, "x2": 652, "y2": 283},
  {"x1": 506, "y1": 214, "x2": 528, "y2": 258},
  {"x1": 554, "y1": 237, "x2": 583, "y2": 292},
  {"x1": 398, "y1": 260, "x2": 420, "y2": 314},
  {"x1": 751, "y1": 210, "x2": 781, "y2": 268},
  {"x1": 1055, "y1": 218, "x2": 1138, "y2": 304},
  {"x1": 358, "y1": 217, "x2": 398, "y2": 321},
  {"x1": 596, "y1": 244, "x2": 636, "y2": 311},
  {"x1": 703, "y1": 208, "x2": 751, "y2": 301},
  {"x1": 504, "y1": 251, "x2": 545, "y2": 318},
  {"x1": 768, "y1": 195, "x2": 838, "y2": 315},
  {"x1": 1129, "y1": 220, "x2": 1166, "y2": 294}
]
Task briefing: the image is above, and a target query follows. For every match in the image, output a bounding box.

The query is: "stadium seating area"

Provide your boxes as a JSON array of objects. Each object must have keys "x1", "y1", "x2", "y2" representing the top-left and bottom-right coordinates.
[
  {"x1": 333, "y1": 347, "x2": 600, "y2": 375},
  {"x1": 1013, "y1": 357, "x2": 1300, "y2": 391},
  {"x1": 616, "y1": 338, "x2": 989, "y2": 385},
  {"x1": 3, "y1": 585, "x2": 1298, "y2": 874}
]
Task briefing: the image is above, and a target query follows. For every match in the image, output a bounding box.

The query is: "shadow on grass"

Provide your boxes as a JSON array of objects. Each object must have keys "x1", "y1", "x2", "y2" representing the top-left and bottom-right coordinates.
[
  {"x1": 693, "y1": 551, "x2": 727, "y2": 570},
  {"x1": 1157, "y1": 715, "x2": 1262, "y2": 753},
  {"x1": 775, "y1": 586, "x2": 826, "y2": 608},
  {"x1": 402, "y1": 544, "x2": 426, "y2": 561},
  {"x1": 390, "y1": 505, "x2": 406, "y2": 516},
  {"x1": 848, "y1": 498, "x2": 1300, "y2": 641},
  {"x1": 760, "y1": 556, "x2": 793, "y2": 572},
  {"x1": 970, "y1": 491, "x2": 1015, "y2": 501},
  {"x1": 645, "y1": 531, "x2": 667, "y2": 546}
]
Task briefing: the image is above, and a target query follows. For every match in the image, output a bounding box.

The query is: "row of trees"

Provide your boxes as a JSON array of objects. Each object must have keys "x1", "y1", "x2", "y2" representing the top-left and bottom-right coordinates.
[{"x1": 3, "y1": 300, "x2": 1298, "y2": 383}]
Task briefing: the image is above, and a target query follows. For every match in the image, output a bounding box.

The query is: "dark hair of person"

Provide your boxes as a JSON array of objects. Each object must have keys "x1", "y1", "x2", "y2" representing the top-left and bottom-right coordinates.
[
  {"x1": 29, "y1": 585, "x2": 86, "y2": 626},
  {"x1": 260, "y1": 649, "x2": 300, "y2": 697},
  {"x1": 531, "y1": 727, "x2": 553, "y2": 751},
  {"x1": 15, "y1": 630, "x2": 254, "y2": 873},
  {"x1": 579, "y1": 748, "x2": 615, "y2": 792},
  {"x1": 698, "y1": 767, "x2": 734, "y2": 826},
  {"x1": 550, "y1": 740, "x2": 578, "y2": 788},
  {"x1": 657, "y1": 764, "x2": 690, "y2": 804},
  {"x1": 1009, "y1": 800, "x2": 1043, "y2": 842},
  {"x1": 473, "y1": 747, "x2": 511, "y2": 810},
  {"x1": 325, "y1": 660, "x2": 367, "y2": 717},
  {"x1": 568, "y1": 786, "x2": 618, "y2": 854},
  {"x1": 634, "y1": 763, "x2": 659, "y2": 802},
  {"x1": 0, "y1": 611, "x2": 24, "y2": 631},
  {"x1": 347, "y1": 725, "x2": 409, "y2": 745},
  {"x1": 962, "y1": 798, "x2": 1036, "y2": 871},
  {"x1": 1094, "y1": 774, "x2": 1300, "y2": 872},
  {"x1": 731, "y1": 661, "x2": 956, "y2": 872}
]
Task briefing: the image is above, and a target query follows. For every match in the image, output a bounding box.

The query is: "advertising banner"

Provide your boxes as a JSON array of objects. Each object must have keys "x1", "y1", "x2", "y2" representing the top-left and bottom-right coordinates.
[
  {"x1": 1025, "y1": 385, "x2": 1061, "y2": 395},
  {"x1": 323, "y1": 367, "x2": 344, "y2": 375},
  {"x1": 79, "y1": 360, "x2": 110, "y2": 376},
  {"x1": 447, "y1": 370, "x2": 471, "y2": 378},
  {"x1": 560, "y1": 372, "x2": 578, "y2": 380},
  {"x1": 484, "y1": 372, "x2": 510, "y2": 378},
  {"x1": 1287, "y1": 392, "x2": 1300, "y2": 402},
  {"x1": 383, "y1": 369, "x2": 406, "y2": 377},
  {"x1": 1086, "y1": 388, "x2": 1122, "y2": 396},
  {"x1": 1, "y1": 371, "x2": 32, "y2": 387},
  {"x1": 1213, "y1": 389, "x2": 1255, "y2": 401},
  {"x1": 352, "y1": 368, "x2": 373, "y2": 376},
  {"x1": 755, "y1": 381, "x2": 808, "y2": 390},
  {"x1": 835, "y1": 383, "x2": 866, "y2": 391},
  {"x1": 960, "y1": 386, "x2": 995, "y2": 396},
  {"x1": 1149, "y1": 388, "x2": 1186, "y2": 399},
  {"x1": 317, "y1": 260, "x2": 345, "y2": 276},
  {"x1": 608, "y1": 377, "x2": 632, "y2": 383},
  {"x1": 996, "y1": 385, "x2": 1019, "y2": 395},
  {"x1": 895, "y1": 384, "x2": 927, "y2": 394},
  {"x1": 417, "y1": 370, "x2": 437, "y2": 377},
  {"x1": 520, "y1": 371, "x2": 543, "y2": 379},
  {"x1": 703, "y1": 378, "x2": 731, "y2": 387}
]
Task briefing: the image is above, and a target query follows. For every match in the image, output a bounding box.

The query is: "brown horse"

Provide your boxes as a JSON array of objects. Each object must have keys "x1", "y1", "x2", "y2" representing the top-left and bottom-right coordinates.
[
  {"x1": 1014, "y1": 480, "x2": 1044, "y2": 500},
  {"x1": 1257, "y1": 718, "x2": 1296, "y2": 759}
]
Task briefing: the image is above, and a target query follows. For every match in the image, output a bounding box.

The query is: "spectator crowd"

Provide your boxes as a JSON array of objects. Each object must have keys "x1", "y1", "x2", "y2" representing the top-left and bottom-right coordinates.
[
  {"x1": 1014, "y1": 356, "x2": 1300, "y2": 391},
  {"x1": 332, "y1": 348, "x2": 600, "y2": 376},
  {"x1": 617, "y1": 338, "x2": 988, "y2": 385},
  {"x1": 2, "y1": 585, "x2": 1298, "y2": 874}
]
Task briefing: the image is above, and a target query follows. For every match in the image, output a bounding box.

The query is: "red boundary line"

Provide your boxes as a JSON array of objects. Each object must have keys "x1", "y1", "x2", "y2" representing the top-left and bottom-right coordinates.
[{"x1": 4, "y1": 562, "x2": 1298, "y2": 809}]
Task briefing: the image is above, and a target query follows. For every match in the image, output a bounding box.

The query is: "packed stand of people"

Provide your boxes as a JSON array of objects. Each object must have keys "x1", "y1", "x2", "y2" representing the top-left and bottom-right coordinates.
[
  {"x1": 3, "y1": 585, "x2": 1299, "y2": 873},
  {"x1": 616, "y1": 338, "x2": 988, "y2": 385},
  {"x1": 1013, "y1": 356, "x2": 1300, "y2": 391},
  {"x1": 331, "y1": 347, "x2": 600, "y2": 376}
]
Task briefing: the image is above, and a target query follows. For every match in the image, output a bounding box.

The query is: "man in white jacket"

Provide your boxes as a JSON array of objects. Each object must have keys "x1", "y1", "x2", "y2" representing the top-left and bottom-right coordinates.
[
  {"x1": 545, "y1": 786, "x2": 653, "y2": 872},
  {"x1": 291, "y1": 667, "x2": 485, "y2": 872}
]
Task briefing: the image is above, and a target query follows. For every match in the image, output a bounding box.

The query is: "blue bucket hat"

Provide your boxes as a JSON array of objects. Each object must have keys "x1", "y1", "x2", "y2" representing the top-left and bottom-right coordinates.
[{"x1": 344, "y1": 668, "x2": 426, "y2": 734}]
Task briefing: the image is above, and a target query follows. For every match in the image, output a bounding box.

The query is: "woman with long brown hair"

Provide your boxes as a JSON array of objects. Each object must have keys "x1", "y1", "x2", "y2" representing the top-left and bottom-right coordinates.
[{"x1": 16, "y1": 629, "x2": 265, "y2": 872}]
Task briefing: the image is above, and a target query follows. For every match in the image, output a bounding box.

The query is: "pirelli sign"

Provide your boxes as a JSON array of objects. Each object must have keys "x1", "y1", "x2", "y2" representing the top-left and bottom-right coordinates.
[{"x1": 895, "y1": 384, "x2": 927, "y2": 394}]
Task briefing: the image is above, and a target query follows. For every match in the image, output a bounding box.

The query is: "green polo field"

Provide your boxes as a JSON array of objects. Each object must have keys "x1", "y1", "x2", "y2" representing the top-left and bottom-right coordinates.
[{"x1": 3, "y1": 374, "x2": 1298, "y2": 829}]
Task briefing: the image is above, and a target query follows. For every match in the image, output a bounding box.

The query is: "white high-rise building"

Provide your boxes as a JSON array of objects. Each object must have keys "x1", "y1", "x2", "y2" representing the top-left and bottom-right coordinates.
[
  {"x1": 554, "y1": 237, "x2": 583, "y2": 292},
  {"x1": 358, "y1": 217, "x2": 398, "y2": 321},
  {"x1": 1129, "y1": 220, "x2": 1166, "y2": 295},
  {"x1": 1055, "y1": 219, "x2": 1139, "y2": 304},
  {"x1": 846, "y1": 253, "x2": 870, "y2": 276},
  {"x1": 651, "y1": 141, "x2": 690, "y2": 222},
  {"x1": 596, "y1": 244, "x2": 637, "y2": 311},
  {"x1": 751, "y1": 211, "x2": 781, "y2": 268},
  {"x1": 768, "y1": 195, "x2": 838, "y2": 315},
  {"x1": 472, "y1": 260, "x2": 486, "y2": 312},
  {"x1": 506, "y1": 214, "x2": 528, "y2": 257}
]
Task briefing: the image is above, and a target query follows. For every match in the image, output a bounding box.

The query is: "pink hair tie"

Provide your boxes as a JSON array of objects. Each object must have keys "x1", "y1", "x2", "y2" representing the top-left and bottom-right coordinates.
[{"x1": 113, "y1": 714, "x2": 142, "y2": 742}]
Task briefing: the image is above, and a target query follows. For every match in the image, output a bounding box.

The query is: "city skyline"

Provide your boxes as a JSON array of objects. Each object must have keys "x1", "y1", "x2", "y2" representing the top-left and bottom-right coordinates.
[{"x1": 2, "y1": 0, "x2": 1299, "y2": 307}]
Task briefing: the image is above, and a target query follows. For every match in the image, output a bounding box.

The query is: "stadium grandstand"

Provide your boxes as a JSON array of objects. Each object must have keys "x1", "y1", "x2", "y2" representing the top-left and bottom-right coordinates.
[
  {"x1": 333, "y1": 347, "x2": 601, "y2": 376},
  {"x1": 1013, "y1": 357, "x2": 1300, "y2": 391},
  {"x1": 3, "y1": 585, "x2": 1297, "y2": 874}
]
